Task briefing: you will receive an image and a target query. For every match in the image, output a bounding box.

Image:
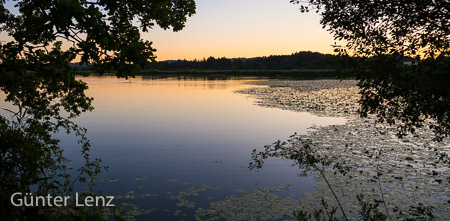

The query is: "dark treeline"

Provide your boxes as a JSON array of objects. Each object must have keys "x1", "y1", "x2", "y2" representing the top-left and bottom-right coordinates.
[{"x1": 146, "y1": 51, "x2": 336, "y2": 70}]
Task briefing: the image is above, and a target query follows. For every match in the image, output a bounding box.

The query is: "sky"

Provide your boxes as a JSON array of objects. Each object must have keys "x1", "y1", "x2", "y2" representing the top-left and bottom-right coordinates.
[
  {"x1": 147, "y1": 0, "x2": 336, "y2": 61},
  {"x1": 0, "y1": 0, "x2": 337, "y2": 61}
]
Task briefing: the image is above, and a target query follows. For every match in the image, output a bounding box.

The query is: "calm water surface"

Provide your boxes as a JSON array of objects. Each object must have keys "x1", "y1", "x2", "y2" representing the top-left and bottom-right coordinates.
[{"x1": 4, "y1": 76, "x2": 348, "y2": 219}]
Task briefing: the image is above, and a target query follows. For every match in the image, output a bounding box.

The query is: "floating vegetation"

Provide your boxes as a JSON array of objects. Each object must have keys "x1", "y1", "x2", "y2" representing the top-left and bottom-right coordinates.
[
  {"x1": 165, "y1": 178, "x2": 179, "y2": 183},
  {"x1": 295, "y1": 119, "x2": 450, "y2": 219},
  {"x1": 104, "y1": 177, "x2": 304, "y2": 220},
  {"x1": 194, "y1": 185, "x2": 300, "y2": 221},
  {"x1": 108, "y1": 177, "x2": 224, "y2": 220},
  {"x1": 238, "y1": 80, "x2": 360, "y2": 117},
  {"x1": 133, "y1": 177, "x2": 147, "y2": 182},
  {"x1": 173, "y1": 209, "x2": 182, "y2": 216},
  {"x1": 96, "y1": 177, "x2": 120, "y2": 183},
  {"x1": 120, "y1": 202, "x2": 156, "y2": 220},
  {"x1": 238, "y1": 80, "x2": 450, "y2": 219},
  {"x1": 168, "y1": 184, "x2": 219, "y2": 209},
  {"x1": 115, "y1": 191, "x2": 157, "y2": 200}
]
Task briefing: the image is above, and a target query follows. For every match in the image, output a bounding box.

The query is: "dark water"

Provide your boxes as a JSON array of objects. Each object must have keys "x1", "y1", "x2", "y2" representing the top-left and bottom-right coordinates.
[{"x1": 16, "y1": 76, "x2": 348, "y2": 219}]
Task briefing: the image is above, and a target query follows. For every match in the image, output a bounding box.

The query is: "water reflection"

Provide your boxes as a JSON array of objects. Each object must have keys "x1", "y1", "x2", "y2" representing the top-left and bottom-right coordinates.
[
  {"x1": 56, "y1": 76, "x2": 347, "y2": 220},
  {"x1": 78, "y1": 75, "x2": 265, "y2": 90}
]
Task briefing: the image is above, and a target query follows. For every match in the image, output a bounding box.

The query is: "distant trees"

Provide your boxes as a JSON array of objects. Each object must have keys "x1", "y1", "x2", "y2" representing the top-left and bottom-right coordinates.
[
  {"x1": 147, "y1": 51, "x2": 336, "y2": 70},
  {"x1": 291, "y1": 0, "x2": 450, "y2": 139}
]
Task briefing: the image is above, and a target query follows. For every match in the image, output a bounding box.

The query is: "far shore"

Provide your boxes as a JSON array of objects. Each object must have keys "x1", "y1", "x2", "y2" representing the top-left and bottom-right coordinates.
[{"x1": 75, "y1": 69, "x2": 358, "y2": 80}]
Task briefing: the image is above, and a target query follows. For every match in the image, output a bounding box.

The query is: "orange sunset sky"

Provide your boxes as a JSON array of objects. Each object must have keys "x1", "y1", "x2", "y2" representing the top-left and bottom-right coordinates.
[
  {"x1": 148, "y1": 0, "x2": 336, "y2": 61},
  {"x1": 0, "y1": 0, "x2": 336, "y2": 61}
]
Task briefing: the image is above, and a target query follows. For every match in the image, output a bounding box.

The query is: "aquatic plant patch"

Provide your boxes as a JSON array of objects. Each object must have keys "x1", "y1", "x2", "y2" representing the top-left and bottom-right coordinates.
[{"x1": 238, "y1": 80, "x2": 449, "y2": 219}]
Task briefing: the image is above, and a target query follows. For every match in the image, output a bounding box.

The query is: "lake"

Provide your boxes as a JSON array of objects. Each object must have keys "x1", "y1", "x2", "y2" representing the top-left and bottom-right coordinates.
[{"x1": 6, "y1": 76, "x2": 348, "y2": 220}]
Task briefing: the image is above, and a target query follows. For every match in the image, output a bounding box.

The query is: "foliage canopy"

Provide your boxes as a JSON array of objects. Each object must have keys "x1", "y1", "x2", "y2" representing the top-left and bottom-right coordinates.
[
  {"x1": 1, "y1": 0, "x2": 196, "y2": 77},
  {"x1": 0, "y1": 0, "x2": 195, "y2": 220},
  {"x1": 291, "y1": 0, "x2": 450, "y2": 139}
]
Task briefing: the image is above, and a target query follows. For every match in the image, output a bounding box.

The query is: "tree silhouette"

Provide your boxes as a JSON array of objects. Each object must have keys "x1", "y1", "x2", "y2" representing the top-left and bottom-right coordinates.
[
  {"x1": 146, "y1": 51, "x2": 335, "y2": 70},
  {"x1": 291, "y1": 0, "x2": 450, "y2": 139},
  {"x1": 0, "y1": 0, "x2": 196, "y2": 220}
]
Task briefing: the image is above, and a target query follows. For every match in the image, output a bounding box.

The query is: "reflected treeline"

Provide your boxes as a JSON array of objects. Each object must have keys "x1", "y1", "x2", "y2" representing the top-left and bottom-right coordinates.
[
  {"x1": 91, "y1": 72, "x2": 343, "y2": 81},
  {"x1": 137, "y1": 70, "x2": 342, "y2": 80},
  {"x1": 139, "y1": 74, "x2": 263, "y2": 81},
  {"x1": 77, "y1": 75, "x2": 264, "y2": 90}
]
